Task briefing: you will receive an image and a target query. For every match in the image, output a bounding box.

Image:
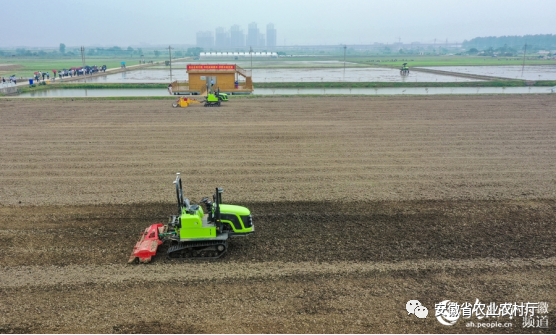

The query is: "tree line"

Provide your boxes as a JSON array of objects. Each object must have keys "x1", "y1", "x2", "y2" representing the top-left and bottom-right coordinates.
[
  {"x1": 0, "y1": 44, "x2": 204, "y2": 58},
  {"x1": 462, "y1": 34, "x2": 556, "y2": 51}
]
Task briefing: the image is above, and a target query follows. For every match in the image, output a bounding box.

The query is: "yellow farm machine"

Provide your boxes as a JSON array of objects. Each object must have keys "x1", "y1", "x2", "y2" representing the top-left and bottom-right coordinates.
[{"x1": 172, "y1": 97, "x2": 201, "y2": 108}]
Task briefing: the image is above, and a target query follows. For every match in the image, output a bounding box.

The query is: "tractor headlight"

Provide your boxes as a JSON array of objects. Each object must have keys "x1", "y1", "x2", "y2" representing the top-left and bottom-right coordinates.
[{"x1": 241, "y1": 215, "x2": 253, "y2": 228}]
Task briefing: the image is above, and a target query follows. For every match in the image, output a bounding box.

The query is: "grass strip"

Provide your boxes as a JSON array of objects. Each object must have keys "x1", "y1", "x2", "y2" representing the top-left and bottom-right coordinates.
[
  {"x1": 253, "y1": 80, "x2": 545, "y2": 88},
  {"x1": 533, "y1": 80, "x2": 556, "y2": 87},
  {"x1": 17, "y1": 82, "x2": 167, "y2": 93}
]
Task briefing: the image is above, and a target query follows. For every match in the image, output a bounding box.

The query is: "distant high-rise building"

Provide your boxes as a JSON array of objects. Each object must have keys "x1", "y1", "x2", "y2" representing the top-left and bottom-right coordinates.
[
  {"x1": 215, "y1": 27, "x2": 230, "y2": 49},
  {"x1": 230, "y1": 24, "x2": 245, "y2": 48},
  {"x1": 266, "y1": 23, "x2": 276, "y2": 48},
  {"x1": 196, "y1": 31, "x2": 214, "y2": 49},
  {"x1": 197, "y1": 22, "x2": 276, "y2": 50},
  {"x1": 247, "y1": 22, "x2": 259, "y2": 47}
]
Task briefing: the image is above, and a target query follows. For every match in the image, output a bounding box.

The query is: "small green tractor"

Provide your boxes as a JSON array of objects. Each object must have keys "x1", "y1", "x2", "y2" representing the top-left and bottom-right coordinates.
[
  {"x1": 204, "y1": 89, "x2": 228, "y2": 107},
  {"x1": 400, "y1": 63, "x2": 410, "y2": 75},
  {"x1": 129, "y1": 173, "x2": 254, "y2": 262},
  {"x1": 204, "y1": 93, "x2": 221, "y2": 107}
]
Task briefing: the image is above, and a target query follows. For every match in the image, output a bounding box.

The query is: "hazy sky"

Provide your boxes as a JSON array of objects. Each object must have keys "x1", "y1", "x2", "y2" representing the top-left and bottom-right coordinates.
[{"x1": 3, "y1": 0, "x2": 555, "y2": 47}]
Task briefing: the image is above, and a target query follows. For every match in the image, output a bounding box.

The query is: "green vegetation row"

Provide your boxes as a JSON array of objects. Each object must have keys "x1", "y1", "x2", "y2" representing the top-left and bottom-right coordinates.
[
  {"x1": 17, "y1": 83, "x2": 167, "y2": 93},
  {"x1": 255, "y1": 81, "x2": 556, "y2": 88},
  {"x1": 49, "y1": 83, "x2": 167, "y2": 89},
  {"x1": 534, "y1": 80, "x2": 556, "y2": 86},
  {"x1": 0, "y1": 45, "x2": 202, "y2": 59}
]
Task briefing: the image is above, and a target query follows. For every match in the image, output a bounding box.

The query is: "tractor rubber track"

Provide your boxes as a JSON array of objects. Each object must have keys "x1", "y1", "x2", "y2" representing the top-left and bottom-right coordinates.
[{"x1": 167, "y1": 239, "x2": 228, "y2": 259}]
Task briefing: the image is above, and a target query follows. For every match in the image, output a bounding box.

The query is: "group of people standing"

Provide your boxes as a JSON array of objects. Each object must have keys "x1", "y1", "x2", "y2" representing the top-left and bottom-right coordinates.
[
  {"x1": 33, "y1": 71, "x2": 51, "y2": 82},
  {"x1": 3, "y1": 64, "x2": 110, "y2": 86},
  {"x1": 33, "y1": 65, "x2": 107, "y2": 82},
  {"x1": 1, "y1": 75, "x2": 18, "y2": 85}
]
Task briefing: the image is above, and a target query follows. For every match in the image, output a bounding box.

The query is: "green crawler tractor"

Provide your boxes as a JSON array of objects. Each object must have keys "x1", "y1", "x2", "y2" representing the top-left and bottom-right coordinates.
[
  {"x1": 400, "y1": 63, "x2": 410, "y2": 75},
  {"x1": 204, "y1": 89, "x2": 228, "y2": 107},
  {"x1": 129, "y1": 173, "x2": 254, "y2": 262},
  {"x1": 204, "y1": 93, "x2": 221, "y2": 107}
]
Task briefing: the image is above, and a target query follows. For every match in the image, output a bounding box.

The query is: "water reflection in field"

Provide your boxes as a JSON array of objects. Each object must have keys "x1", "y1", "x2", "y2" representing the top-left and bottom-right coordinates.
[{"x1": 74, "y1": 67, "x2": 479, "y2": 83}]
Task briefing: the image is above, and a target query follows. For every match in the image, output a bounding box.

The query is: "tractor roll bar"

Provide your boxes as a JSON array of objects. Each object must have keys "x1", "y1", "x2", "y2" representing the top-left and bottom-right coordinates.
[{"x1": 174, "y1": 173, "x2": 190, "y2": 213}]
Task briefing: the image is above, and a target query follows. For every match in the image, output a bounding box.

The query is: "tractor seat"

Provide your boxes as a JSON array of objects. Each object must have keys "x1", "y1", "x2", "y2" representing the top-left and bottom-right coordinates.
[{"x1": 186, "y1": 204, "x2": 200, "y2": 215}]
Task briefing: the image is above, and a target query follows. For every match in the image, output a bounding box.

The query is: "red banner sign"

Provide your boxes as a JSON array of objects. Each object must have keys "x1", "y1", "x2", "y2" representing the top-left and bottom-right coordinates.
[{"x1": 187, "y1": 64, "x2": 236, "y2": 70}]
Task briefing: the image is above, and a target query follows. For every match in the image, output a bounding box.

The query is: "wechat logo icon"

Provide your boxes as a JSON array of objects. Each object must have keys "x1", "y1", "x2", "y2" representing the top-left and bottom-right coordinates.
[{"x1": 406, "y1": 300, "x2": 429, "y2": 319}]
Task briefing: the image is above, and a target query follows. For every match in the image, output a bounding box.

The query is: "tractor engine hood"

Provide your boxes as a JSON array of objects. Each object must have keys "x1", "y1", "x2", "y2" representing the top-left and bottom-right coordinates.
[{"x1": 219, "y1": 204, "x2": 250, "y2": 216}]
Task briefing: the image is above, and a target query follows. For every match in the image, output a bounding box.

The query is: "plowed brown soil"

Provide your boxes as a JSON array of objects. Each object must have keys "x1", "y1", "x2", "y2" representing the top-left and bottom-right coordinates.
[{"x1": 0, "y1": 96, "x2": 555, "y2": 333}]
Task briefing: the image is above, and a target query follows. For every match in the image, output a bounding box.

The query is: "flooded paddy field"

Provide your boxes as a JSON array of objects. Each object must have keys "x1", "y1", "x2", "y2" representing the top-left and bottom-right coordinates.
[
  {"x1": 420, "y1": 65, "x2": 556, "y2": 80},
  {"x1": 74, "y1": 67, "x2": 480, "y2": 84}
]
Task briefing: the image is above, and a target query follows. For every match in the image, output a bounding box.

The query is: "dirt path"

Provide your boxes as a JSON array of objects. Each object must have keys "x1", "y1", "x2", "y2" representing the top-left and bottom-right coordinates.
[
  {"x1": 2, "y1": 257, "x2": 555, "y2": 289},
  {"x1": 409, "y1": 67, "x2": 509, "y2": 81},
  {"x1": 0, "y1": 96, "x2": 555, "y2": 333},
  {"x1": 0, "y1": 260, "x2": 554, "y2": 333}
]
